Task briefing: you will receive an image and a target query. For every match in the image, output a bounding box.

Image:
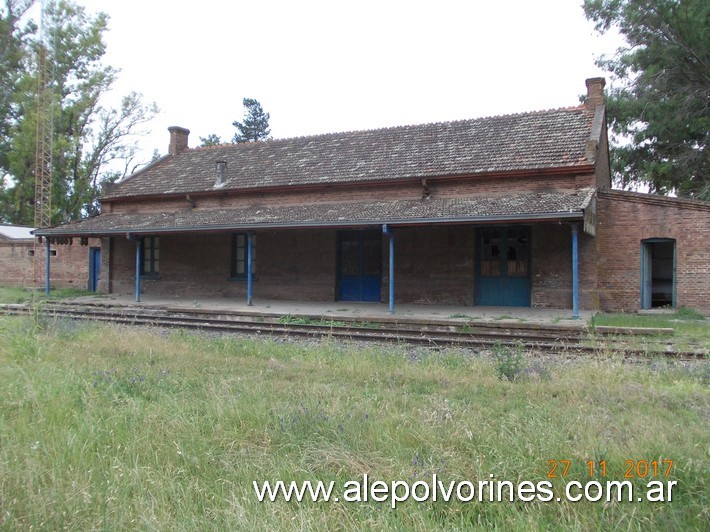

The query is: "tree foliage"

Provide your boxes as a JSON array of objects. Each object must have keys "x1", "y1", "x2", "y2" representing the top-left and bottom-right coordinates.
[
  {"x1": 232, "y1": 98, "x2": 270, "y2": 143},
  {"x1": 0, "y1": 1, "x2": 34, "y2": 173},
  {"x1": 0, "y1": 0, "x2": 158, "y2": 225},
  {"x1": 199, "y1": 133, "x2": 222, "y2": 147},
  {"x1": 583, "y1": 0, "x2": 710, "y2": 200}
]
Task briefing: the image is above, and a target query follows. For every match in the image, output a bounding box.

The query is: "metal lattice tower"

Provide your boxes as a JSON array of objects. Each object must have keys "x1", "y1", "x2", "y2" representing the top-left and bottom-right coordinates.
[
  {"x1": 34, "y1": 47, "x2": 52, "y2": 229},
  {"x1": 33, "y1": 0, "x2": 55, "y2": 284}
]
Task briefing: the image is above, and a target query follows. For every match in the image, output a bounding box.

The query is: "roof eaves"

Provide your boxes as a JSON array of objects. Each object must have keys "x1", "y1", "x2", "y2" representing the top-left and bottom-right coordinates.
[
  {"x1": 33, "y1": 212, "x2": 586, "y2": 238},
  {"x1": 100, "y1": 164, "x2": 598, "y2": 204}
]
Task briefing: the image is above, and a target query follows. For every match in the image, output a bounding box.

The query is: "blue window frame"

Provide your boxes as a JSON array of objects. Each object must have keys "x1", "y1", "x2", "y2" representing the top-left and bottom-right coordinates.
[
  {"x1": 141, "y1": 236, "x2": 160, "y2": 278},
  {"x1": 230, "y1": 233, "x2": 254, "y2": 279}
]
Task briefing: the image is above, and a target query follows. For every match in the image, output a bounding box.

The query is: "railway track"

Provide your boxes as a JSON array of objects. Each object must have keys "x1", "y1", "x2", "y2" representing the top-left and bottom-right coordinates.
[{"x1": 0, "y1": 302, "x2": 706, "y2": 360}]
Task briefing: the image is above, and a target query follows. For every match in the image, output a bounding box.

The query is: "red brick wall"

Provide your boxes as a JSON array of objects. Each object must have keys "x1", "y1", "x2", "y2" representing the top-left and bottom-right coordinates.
[
  {"x1": 110, "y1": 227, "x2": 476, "y2": 305},
  {"x1": 392, "y1": 226, "x2": 475, "y2": 305},
  {"x1": 104, "y1": 191, "x2": 710, "y2": 314},
  {"x1": 0, "y1": 240, "x2": 35, "y2": 286},
  {"x1": 105, "y1": 223, "x2": 601, "y2": 309},
  {"x1": 0, "y1": 238, "x2": 97, "y2": 289},
  {"x1": 255, "y1": 230, "x2": 337, "y2": 301},
  {"x1": 109, "y1": 230, "x2": 338, "y2": 301},
  {"x1": 111, "y1": 233, "x2": 239, "y2": 298},
  {"x1": 530, "y1": 224, "x2": 597, "y2": 310},
  {"x1": 596, "y1": 191, "x2": 710, "y2": 312}
]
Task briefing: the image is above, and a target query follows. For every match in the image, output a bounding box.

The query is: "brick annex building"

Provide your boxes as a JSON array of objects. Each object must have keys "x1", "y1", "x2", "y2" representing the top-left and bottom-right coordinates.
[
  {"x1": 36, "y1": 79, "x2": 710, "y2": 314},
  {"x1": 0, "y1": 225, "x2": 98, "y2": 289}
]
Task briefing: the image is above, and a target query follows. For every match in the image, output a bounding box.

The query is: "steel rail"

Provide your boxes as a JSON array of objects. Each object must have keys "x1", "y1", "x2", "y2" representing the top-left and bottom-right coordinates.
[{"x1": 1, "y1": 304, "x2": 706, "y2": 361}]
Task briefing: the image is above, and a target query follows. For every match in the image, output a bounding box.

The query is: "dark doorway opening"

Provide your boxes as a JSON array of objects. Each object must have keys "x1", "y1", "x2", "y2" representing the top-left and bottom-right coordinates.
[{"x1": 641, "y1": 239, "x2": 675, "y2": 309}]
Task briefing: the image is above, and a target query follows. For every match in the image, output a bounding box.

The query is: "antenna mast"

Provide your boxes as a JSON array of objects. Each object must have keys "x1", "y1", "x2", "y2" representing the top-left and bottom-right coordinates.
[{"x1": 33, "y1": 0, "x2": 55, "y2": 284}]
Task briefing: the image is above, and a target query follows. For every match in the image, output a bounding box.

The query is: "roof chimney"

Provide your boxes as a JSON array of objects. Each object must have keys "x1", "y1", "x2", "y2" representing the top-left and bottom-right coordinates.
[
  {"x1": 585, "y1": 77, "x2": 606, "y2": 110},
  {"x1": 215, "y1": 160, "x2": 227, "y2": 186},
  {"x1": 168, "y1": 126, "x2": 190, "y2": 155}
]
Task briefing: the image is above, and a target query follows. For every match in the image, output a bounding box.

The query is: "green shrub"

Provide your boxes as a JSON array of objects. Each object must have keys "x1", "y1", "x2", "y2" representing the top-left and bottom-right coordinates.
[{"x1": 492, "y1": 341, "x2": 526, "y2": 381}]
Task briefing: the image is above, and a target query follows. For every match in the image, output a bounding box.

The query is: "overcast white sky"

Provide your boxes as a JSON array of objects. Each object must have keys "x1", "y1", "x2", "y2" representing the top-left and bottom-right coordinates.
[{"x1": 74, "y1": 0, "x2": 619, "y2": 160}]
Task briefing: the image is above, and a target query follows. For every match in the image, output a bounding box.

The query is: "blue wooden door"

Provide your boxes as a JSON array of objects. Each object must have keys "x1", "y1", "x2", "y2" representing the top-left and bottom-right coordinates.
[
  {"x1": 338, "y1": 231, "x2": 382, "y2": 302},
  {"x1": 89, "y1": 247, "x2": 101, "y2": 291},
  {"x1": 475, "y1": 227, "x2": 531, "y2": 307}
]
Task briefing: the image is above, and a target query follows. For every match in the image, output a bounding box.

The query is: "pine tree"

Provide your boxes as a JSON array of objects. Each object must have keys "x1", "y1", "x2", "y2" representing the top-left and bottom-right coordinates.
[
  {"x1": 232, "y1": 98, "x2": 271, "y2": 143},
  {"x1": 583, "y1": 0, "x2": 710, "y2": 200}
]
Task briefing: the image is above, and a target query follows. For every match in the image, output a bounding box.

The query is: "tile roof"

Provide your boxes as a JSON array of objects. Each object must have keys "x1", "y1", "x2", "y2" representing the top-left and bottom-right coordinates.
[
  {"x1": 37, "y1": 188, "x2": 595, "y2": 236},
  {"x1": 105, "y1": 106, "x2": 597, "y2": 199}
]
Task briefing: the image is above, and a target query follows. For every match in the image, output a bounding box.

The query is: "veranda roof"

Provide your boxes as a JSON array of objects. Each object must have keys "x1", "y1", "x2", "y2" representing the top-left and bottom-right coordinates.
[{"x1": 35, "y1": 188, "x2": 596, "y2": 237}]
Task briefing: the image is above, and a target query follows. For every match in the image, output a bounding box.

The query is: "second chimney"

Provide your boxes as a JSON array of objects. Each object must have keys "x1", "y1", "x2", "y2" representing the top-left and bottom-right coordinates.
[
  {"x1": 168, "y1": 126, "x2": 190, "y2": 155},
  {"x1": 585, "y1": 78, "x2": 606, "y2": 110},
  {"x1": 215, "y1": 160, "x2": 227, "y2": 185}
]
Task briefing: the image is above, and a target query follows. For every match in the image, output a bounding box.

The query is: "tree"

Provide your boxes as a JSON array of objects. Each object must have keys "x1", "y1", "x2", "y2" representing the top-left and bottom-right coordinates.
[
  {"x1": 583, "y1": 0, "x2": 710, "y2": 200},
  {"x1": 199, "y1": 133, "x2": 222, "y2": 147},
  {"x1": 232, "y1": 98, "x2": 270, "y2": 143},
  {"x1": 0, "y1": 0, "x2": 158, "y2": 225},
  {"x1": 0, "y1": 1, "x2": 34, "y2": 175}
]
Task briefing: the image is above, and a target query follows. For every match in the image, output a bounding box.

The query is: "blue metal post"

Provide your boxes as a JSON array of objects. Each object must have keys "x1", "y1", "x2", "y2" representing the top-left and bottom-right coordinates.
[
  {"x1": 571, "y1": 223, "x2": 579, "y2": 319},
  {"x1": 247, "y1": 232, "x2": 253, "y2": 306},
  {"x1": 135, "y1": 237, "x2": 142, "y2": 303},
  {"x1": 383, "y1": 224, "x2": 394, "y2": 314},
  {"x1": 45, "y1": 238, "x2": 51, "y2": 294}
]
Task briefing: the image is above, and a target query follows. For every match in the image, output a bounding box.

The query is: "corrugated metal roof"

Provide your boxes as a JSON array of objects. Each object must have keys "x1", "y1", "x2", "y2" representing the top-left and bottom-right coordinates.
[{"x1": 0, "y1": 225, "x2": 34, "y2": 240}]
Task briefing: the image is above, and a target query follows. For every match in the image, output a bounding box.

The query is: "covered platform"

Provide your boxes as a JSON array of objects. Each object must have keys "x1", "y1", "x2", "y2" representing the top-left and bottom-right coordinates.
[{"x1": 61, "y1": 293, "x2": 593, "y2": 327}]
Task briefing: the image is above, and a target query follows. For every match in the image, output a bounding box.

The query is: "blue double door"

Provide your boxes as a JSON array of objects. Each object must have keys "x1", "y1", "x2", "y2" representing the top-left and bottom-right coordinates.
[
  {"x1": 338, "y1": 230, "x2": 382, "y2": 302},
  {"x1": 475, "y1": 227, "x2": 531, "y2": 307}
]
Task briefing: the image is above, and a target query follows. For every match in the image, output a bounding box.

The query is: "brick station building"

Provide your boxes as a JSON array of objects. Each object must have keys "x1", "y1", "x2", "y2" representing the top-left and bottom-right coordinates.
[{"x1": 35, "y1": 78, "x2": 710, "y2": 314}]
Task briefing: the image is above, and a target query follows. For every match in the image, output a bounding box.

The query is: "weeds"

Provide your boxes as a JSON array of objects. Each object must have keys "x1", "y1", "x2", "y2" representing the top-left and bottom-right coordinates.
[
  {"x1": 674, "y1": 306, "x2": 706, "y2": 321},
  {"x1": 492, "y1": 341, "x2": 526, "y2": 381},
  {"x1": 277, "y1": 314, "x2": 379, "y2": 328},
  {"x1": 91, "y1": 367, "x2": 173, "y2": 400},
  {"x1": 350, "y1": 321, "x2": 380, "y2": 329},
  {"x1": 493, "y1": 315, "x2": 514, "y2": 321},
  {"x1": 0, "y1": 316, "x2": 707, "y2": 530},
  {"x1": 0, "y1": 285, "x2": 98, "y2": 305}
]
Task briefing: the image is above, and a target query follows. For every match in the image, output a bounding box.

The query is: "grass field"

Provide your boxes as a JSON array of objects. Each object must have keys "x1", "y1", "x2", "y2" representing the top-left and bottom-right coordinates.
[
  {"x1": 590, "y1": 308, "x2": 709, "y2": 354},
  {"x1": 0, "y1": 312, "x2": 707, "y2": 530},
  {"x1": 0, "y1": 285, "x2": 96, "y2": 305}
]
